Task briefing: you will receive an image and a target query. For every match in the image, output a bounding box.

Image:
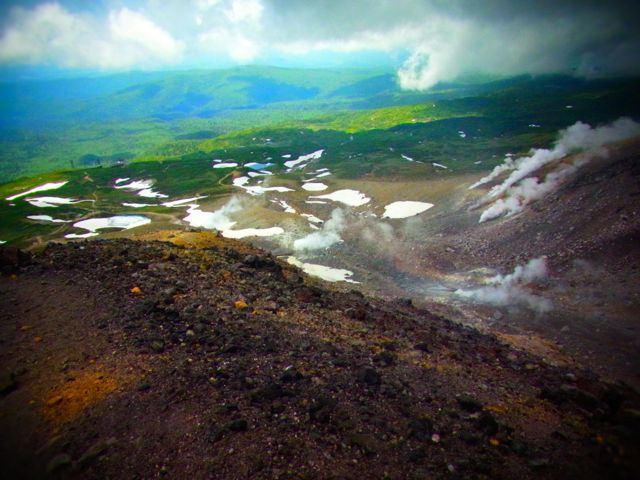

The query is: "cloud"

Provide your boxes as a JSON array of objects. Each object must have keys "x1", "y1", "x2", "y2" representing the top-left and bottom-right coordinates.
[
  {"x1": 473, "y1": 117, "x2": 640, "y2": 221},
  {"x1": 198, "y1": 27, "x2": 261, "y2": 62},
  {"x1": 225, "y1": 0, "x2": 264, "y2": 23},
  {"x1": 0, "y1": 2, "x2": 184, "y2": 69},
  {"x1": 0, "y1": 1, "x2": 638, "y2": 82},
  {"x1": 455, "y1": 257, "x2": 552, "y2": 312},
  {"x1": 108, "y1": 8, "x2": 183, "y2": 63}
]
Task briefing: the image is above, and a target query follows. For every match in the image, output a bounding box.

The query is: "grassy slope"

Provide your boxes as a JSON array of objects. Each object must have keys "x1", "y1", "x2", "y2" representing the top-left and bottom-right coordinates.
[{"x1": 0, "y1": 69, "x2": 638, "y2": 186}]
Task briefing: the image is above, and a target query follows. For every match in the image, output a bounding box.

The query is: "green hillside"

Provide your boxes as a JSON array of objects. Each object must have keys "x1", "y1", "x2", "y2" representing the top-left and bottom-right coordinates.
[{"x1": 0, "y1": 68, "x2": 639, "y2": 182}]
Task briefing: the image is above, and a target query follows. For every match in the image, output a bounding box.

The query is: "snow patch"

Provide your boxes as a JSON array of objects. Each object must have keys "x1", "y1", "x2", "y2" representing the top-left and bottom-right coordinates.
[
  {"x1": 286, "y1": 256, "x2": 358, "y2": 283},
  {"x1": 272, "y1": 199, "x2": 296, "y2": 214},
  {"x1": 138, "y1": 188, "x2": 168, "y2": 198},
  {"x1": 66, "y1": 215, "x2": 151, "y2": 237},
  {"x1": 284, "y1": 149, "x2": 324, "y2": 169},
  {"x1": 242, "y1": 185, "x2": 295, "y2": 196},
  {"x1": 222, "y1": 227, "x2": 284, "y2": 239},
  {"x1": 382, "y1": 201, "x2": 434, "y2": 219},
  {"x1": 162, "y1": 196, "x2": 208, "y2": 207},
  {"x1": 233, "y1": 176, "x2": 250, "y2": 187},
  {"x1": 114, "y1": 179, "x2": 167, "y2": 198},
  {"x1": 6, "y1": 181, "x2": 68, "y2": 201},
  {"x1": 26, "y1": 197, "x2": 87, "y2": 208},
  {"x1": 301, "y1": 213, "x2": 323, "y2": 224},
  {"x1": 122, "y1": 203, "x2": 154, "y2": 208},
  {"x1": 309, "y1": 189, "x2": 370, "y2": 207},
  {"x1": 27, "y1": 215, "x2": 70, "y2": 223},
  {"x1": 65, "y1": 232, "x2": 98, "y2": 239},
  {"x1": 302, "y1": 182, "x2": 328, "y2": 192},
  {"x1": 114, "y1": 179, "x2": 154, "y2": 191}
]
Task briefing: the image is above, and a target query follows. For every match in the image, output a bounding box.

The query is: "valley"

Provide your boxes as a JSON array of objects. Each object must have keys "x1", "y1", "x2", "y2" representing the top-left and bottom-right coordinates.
[{"x1": 2, "y1": 66, "x2": 640, "y2": 478}]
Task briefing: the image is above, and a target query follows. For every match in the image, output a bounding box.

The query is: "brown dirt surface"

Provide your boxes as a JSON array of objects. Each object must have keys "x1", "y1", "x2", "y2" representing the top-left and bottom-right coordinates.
[{"x1": 1, "y1": 236, "x2": 639, "y2": 479}]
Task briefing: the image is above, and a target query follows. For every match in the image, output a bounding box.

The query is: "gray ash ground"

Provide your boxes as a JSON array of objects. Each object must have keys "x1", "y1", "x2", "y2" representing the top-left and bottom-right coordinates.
[{"x1": 1, "y1": 236, "x2": 639, "y2": 479}]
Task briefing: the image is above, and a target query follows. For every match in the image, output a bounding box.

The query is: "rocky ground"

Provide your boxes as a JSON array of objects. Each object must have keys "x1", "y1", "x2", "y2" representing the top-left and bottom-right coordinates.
[
  {"x1": 360, "y1": 139, "x2": 640, "y2": 388},
  {"x1": 1, "y1": 233, "x2": 639, "y2": 479}
]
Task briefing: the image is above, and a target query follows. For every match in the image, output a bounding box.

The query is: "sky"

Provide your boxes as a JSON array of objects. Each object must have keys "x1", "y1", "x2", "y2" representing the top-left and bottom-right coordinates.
[{"x1": 0, "y1": 0, "x2": 638, "y2": 89}]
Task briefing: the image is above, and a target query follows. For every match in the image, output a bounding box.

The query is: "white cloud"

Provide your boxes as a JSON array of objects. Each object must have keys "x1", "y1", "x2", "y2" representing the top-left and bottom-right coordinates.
[
  {"x1": 225, "y1": 0, "x2": 264, "y2": 24},
  {"x1": 275, "y1": 26, "x2": 422, "y2": 55},
  {"x1": 0, "y1": 1, "x2": 638, "y2": 80},
  {"x1": 0, "y1": 2, "x2": 183, "y2": 69},
  {"x1": 108, "y1": 8, "x2": 183, "y2": 62},
  {"x1": 199, "y1": 27, "x2": 261, "y2": 61},
  {"x1": 196, "y1": 0, "x2": 223, "y2": 10}
]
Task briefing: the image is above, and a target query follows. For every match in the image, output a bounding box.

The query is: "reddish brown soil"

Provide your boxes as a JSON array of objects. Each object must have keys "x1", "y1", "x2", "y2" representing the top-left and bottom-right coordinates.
[{"x1": 0, "y1": 235, "x2": 639, "y2": 479}]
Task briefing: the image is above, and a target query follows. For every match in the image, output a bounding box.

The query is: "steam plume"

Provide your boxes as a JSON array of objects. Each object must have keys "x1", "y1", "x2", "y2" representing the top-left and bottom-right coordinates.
[
  {"x1": 472, "y1": 117, "x2": 640, "y2": 222},
  {"x1": 293, "y1": 208, "x2": 345, "y2": 252},
  {"x1": 184, "y1": 196, "x2": 243, "y2": 230},
  {"x1": 455, "y1": 257, "x2": 552, "y2": 312}
]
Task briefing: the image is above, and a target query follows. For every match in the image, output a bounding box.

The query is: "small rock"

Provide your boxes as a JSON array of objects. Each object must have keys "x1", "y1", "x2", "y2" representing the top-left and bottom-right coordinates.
[
  {"x1": 249, "y1": 383, "x2": 284, "y2": 403},
  {"x1": 407, "y1": 447, "x2": 426, "y2": 462},
  {"x1": 47, "y1": 453, "x2": 72, "y2": 474},
  {"x1": 228, "y1": 419, "x2": 248, "y2": 432},
  {"x1": 373, "y1": 351, "x2": 396, "y2": 366},
  {"x1": 0, "y1": 247, "x2": 31, "y2": 273},
  {"x1": 345, "y1": 306, "x2": 367, "y2": 321},
  {"x1": 357, "y1": 367, "x2": 381, "y2": 386},
  {"x1": 280, "y1": 367, "x2": 303, "y2": 383},
  {"x1": 242, "y1": 255, "x2": 259, "y2": 267},
  {"x1": 529, "y1": 458, "x2": 550, "y2": 470},
  {"x1": 78, "y1": 438, "x2": 117, "y2": 468},
  {"x1": 408, "y1": 417, "x2": 433, "y2": 441},
  {"x1": 308, "y1": 396, "x2": 336, "y2": 423},
  {"x1": 47, "y1": 395, "x2": 64, "y2": 407},
  {"x1": 137, "y1": 382, "x2": 151, "y2": 392},
  {"x1": 234, "y1": 300, "x2": 248, "y2": 310},
  {"x1": 347, "y1": 433, "x2": 378, "y2": 455},
  {"x1": 0, "y1": 373, "x2": 17, "y2": 396},
  {"x1": 457, "y1": 395, "x2": 483, "y2": 412},
  {"x1": 476, "y1": 411, "x2": 499, "y2": 436},
  {"x1": 541, "y1": 384, "x2": 602, "y2": 411}
]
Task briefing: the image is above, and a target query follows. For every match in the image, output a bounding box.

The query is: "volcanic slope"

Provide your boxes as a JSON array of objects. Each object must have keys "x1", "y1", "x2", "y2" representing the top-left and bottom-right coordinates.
[
  {"x1": 1, "y1": 233, "x2": 639, "y2": 479},
  {"x1": 401, "y1": 138, "x2": 640, "y2": 387}
]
